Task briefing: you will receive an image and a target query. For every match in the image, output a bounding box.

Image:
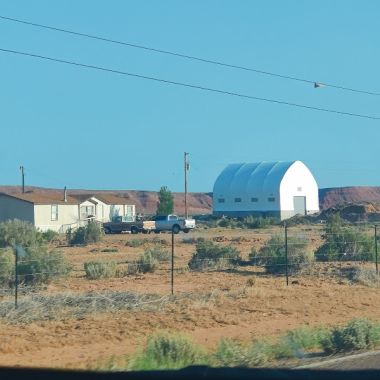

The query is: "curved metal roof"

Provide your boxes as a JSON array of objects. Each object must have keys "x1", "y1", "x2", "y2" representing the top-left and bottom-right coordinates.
[{"x1": 213, "y1": 161, "x2": 296, "y2": 197}]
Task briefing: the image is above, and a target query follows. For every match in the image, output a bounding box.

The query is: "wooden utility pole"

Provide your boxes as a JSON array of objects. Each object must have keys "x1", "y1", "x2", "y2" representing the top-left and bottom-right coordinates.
[
  {"x1": 20, "y1": 166, "x2": 25, "y2": 193},
  {"x1": 184, "y1": 152, "x2": 189, "y2": 219}
]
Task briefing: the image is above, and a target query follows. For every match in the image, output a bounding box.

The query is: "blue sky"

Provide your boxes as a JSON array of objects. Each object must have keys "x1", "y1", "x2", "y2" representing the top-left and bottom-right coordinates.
[{"x1": 0, "y1": 1, "x2": 379, "y2": 192}]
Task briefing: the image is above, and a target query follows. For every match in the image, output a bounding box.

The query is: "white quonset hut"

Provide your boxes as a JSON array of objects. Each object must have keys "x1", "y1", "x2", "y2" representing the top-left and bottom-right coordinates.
[{"x1": 213, "y1": 161, "x2": 319, "y2": 220}]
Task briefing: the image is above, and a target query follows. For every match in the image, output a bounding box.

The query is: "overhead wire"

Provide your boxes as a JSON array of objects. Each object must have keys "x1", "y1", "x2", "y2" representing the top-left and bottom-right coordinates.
[
  {"x1": 1, "y1": 14, "x2": 379, "y2": 96},
  {"x1": 0, "y1": 47, "x2": 379, "y2": 120}
]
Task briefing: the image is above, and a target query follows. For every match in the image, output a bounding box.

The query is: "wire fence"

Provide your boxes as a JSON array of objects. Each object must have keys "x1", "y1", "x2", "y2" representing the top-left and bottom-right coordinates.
[{"x1": 0, "y1": 223, "x2": 379, "y2": 314}]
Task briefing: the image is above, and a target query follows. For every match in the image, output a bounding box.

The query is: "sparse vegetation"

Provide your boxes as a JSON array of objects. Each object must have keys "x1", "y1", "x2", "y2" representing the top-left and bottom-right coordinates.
[
  {"x1": 136, "y1": 251, "x2": 159, "y2": 273},
  {"x1": 3, "y1": 219, "x2": 380, "y2": 369},
  {"x1": 182, "y1": 237, "x2": 206, "y2": 244},
  {"x1": 127, "y1": 262, "x2": 139, "y2": 275},
  {"x1": 349, "y1": 267, "x2": 380, "y2": 287},
  {"x1": 214, "y1": 338, "x2": 249, "y2": 367},
  {"x1": 321, "y1": 318, "x2": 380, "y2": 353},
  {"x1": 0, "y1": 249, "x2": 14, "y2": 286},
  {"x1": 217, "y1": 216, "x2": 279, "y2": 229},
  {"x1": 0, "y1": 219, "x2": 42, "y2": 248},
  {"x1": 0, "y1": 220, "x2": 70, "y2": 286},
  {"x1": 41, "y1": 229, "x2": 59, "y2": 243},
  {"x1": 84, "y1": 261, "x2": 117, "y2": 279},
  {"x1": 126, "y1": 239, "x2": 146, "y2": 248},
  {"x1": 18, "y1": 248, "x2": 70, "y2": 285},
  {"x1": 129, "y1": 331, "x2": 207, "y2": 370},
  {"x1": 153, "y1": 237, "x2": 169, "y2": 246},
  {"x1": 68, "y1": 221, "x2": 103, "y2": 245},
  {"x1": 249, "y1": 235, "x2": 314, "y2": 274},
  {"x1": 125, "y1": 237, "x2": 169, "y2": 248},
  {"x1": 188, "y1": 240, "x2": 241, "y2": 271},
  {"x1": 125, "y1": 248, "x2": 165, "y2": 275},
  {"x1": 278, "y1": 326, "x2": 329, "y2": 355},
  {"x1": 101, "y1": 248, "x2": 118, "y2": 253},
  {"x1": 146, "y1": 246, "x2": 171, "y2": 262},
  {"x1": 316, "y1": 214, "x2": 374, "y2": 262}
]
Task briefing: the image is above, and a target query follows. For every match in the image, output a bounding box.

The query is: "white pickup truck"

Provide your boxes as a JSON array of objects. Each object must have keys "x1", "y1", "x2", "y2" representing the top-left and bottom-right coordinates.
[{"x1": 154, "y1": 214, "x2": 196, "y2": 234}]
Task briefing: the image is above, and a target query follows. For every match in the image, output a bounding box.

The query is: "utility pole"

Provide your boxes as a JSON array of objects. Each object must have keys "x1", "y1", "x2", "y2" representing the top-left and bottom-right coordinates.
[
  {"x1": 184, "y1": 152, "x2": 189, "y2": 219},
  {"x1": 19, "y1": 166, "x2": 25, "y2": 193}
]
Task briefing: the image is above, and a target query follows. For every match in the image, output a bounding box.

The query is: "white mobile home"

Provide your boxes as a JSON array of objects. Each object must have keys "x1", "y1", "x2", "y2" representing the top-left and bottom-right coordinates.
[{"x1": 0, "y1": 191, "x2": 136, "y2": 232}]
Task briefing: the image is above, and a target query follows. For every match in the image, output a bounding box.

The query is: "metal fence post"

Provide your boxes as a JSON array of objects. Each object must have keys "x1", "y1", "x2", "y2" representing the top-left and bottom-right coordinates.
[
  {"x1": 171, "y1": 230, "x2": 174, "y2": 295},
  {"x1": 14, "y1": 246, "x2": 19, "y2": 309},
  {"x1": 375, "y1": 225, "x2": 378, "y2": 275},
  {"x1": 285, "y1": 223, "x2": 289, "y2": 286}
]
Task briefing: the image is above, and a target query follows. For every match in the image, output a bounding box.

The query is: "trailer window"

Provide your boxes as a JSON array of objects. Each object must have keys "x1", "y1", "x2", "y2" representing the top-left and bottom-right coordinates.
[{"x1": 51, "y1": 204, "x2": 58, "y2": 221}]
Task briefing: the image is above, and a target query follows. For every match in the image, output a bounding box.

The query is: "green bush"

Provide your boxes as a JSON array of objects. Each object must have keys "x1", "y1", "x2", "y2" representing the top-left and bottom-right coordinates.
[
  {"x1": 101, "y1": 248, "x2": 118, "y2": 253},
  {"x1": 69, "y1": 226, "x2": 86, "y2": 245},
  {"x1": 0, "y1": 220, "x2": 70, "y2": 286},
  {"x1": 86, "y1": 221, "x2": 103, "y2": 243},
  {"x1": 0, "y1": 219, "x2": 42, "y2": 248},
  {"x1": 41, "y1": 229, "x2": 59, "y2": 243},
  {"x1": 84, "y1": 261, "x2": 117, "y2": 279},
  {"x1": 278, "y1": 326, "x2": 329, "y2": 356},
  {"x1": 129, "y1": 331, "x2": 206, "y2": 370},
  {"x1": 0, "y1": 249, "x2": 14, "y2": 286},
  {"x1": 249, "y1": 235, "x2": 313, "y2": 274},
  {"x1": 127, "y1": 261, "x2": 139, "y2": 275},
  {"x1": 214, "y1": 338, "x2": 249, "y2": 367},
  {"x1": 146, "y1": 247, "x2": 171, "y2": 262},
  {"x1": 17, "y1": 247, "x2": 70, "y2": 285},
  {"x1": 69, "y1": 221, "x2": 103, "y2": 245},
  {"x1": 126, "y1": 250, "x2": 162, "y2": 275},
  {"x1": 136, "y1": 251, "x2": 159, "y2": 273},
  {"x1": 316, "y1": 214, "x2": 374, "y2": 262},
  {"x1": 322, "y1": 318, "x2": 380, "y2": 353},
  {"x1": 246, "y1": 341, "x2": 276, "y2": 367},
  {"x1": 188, "y1": 240, "x2": 241, "y2": 271},
  {"x1": 214, "y1": 338, "x2": 276, "y2": 367}
]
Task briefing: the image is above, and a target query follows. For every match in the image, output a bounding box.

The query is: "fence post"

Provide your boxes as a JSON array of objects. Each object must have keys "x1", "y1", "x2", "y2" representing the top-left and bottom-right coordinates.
[
  {"x1": 14, "y1": 246, "x2": 18, "y2": 309},
  {"x1": 375, "y1": 225, "x2": 378, "y2": 275},
  {"x1": 171, "y1": 230, "x2": 174, "y2": 295},
  {"x1": 285, "y1": 223, "x2": 289, "y2": 286}
]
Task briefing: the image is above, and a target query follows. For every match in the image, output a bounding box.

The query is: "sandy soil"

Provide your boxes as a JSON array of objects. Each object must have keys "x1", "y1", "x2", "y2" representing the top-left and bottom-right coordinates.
[{"x1": 0, "y1": 227, "x2": 378, "y2": 370}]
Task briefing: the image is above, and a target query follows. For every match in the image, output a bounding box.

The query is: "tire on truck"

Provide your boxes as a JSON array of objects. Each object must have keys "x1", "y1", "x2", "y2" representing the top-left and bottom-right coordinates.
[{"x1": 172, "y1": 224, "x2": 180, "y2": 234}]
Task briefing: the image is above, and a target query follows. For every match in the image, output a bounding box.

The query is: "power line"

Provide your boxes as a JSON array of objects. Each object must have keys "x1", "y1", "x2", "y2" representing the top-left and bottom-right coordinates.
[
  {"x1": 1, "y1": 47, "x2": 379, "y2": 120},
  {"x1": 1, "y1": 14, "x2": 379, "y2": 97}
]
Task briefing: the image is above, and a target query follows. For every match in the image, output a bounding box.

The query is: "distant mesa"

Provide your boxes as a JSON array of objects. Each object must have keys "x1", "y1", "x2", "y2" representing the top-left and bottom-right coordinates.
[{"x1": 0, "y1": 185, "x2": 380, "y2": 216}]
